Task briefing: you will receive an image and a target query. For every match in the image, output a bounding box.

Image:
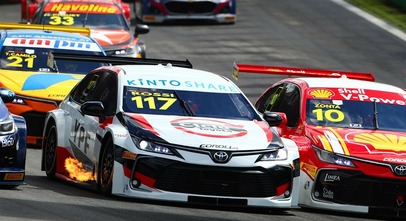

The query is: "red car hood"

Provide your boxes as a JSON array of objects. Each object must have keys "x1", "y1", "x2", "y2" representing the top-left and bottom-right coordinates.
[
  {"x1": 90, "y1": 29, "x2": 132, "y2": 47},
  {"x1": 307, "y1": 126, "x2": 406, "y2": 163}
]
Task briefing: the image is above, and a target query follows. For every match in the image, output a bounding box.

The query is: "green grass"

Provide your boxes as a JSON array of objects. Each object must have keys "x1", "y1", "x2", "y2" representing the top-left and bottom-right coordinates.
[{"x1": 346, "y1": 0, "x2": 406, "y2": 32}]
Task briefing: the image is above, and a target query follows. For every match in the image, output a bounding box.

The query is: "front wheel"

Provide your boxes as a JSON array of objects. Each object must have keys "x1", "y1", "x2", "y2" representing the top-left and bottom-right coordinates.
[
  {"x1": 98, "y1": 136, "x2": 114, "y2": 195},
  {"x1": 43, "y1": 123, "x2": 57, "y2": 180}
]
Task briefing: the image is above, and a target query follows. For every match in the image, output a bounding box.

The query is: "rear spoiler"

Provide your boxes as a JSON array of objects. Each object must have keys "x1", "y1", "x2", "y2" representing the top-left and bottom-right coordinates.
[
  {"x1": 232, "y1": 63, "x2": 375, "y2": 82},
  {"x1": 47, "y1": 52, "x2": 193, "y2": 69},
  {"x1": 0, "y1": 22, "x2": 91, "y2": 35}
]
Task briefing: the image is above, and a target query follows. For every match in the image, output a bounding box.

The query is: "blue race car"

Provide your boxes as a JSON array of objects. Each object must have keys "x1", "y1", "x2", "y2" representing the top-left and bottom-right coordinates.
[
  {"x1": 0, "y1": 22, "x2": 106, "y2": 147},
  {"x1": 0, "y1": 88, "x2": 27, "y2": 188}
]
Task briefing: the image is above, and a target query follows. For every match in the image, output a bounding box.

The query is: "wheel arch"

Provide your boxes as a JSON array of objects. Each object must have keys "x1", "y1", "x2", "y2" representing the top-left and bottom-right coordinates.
[{"x1": 41, "y1": 111, "x2": 68, "y2": 170}]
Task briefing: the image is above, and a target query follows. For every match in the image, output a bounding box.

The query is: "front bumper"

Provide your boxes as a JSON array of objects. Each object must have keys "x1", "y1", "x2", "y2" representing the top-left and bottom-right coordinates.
[
  {"x1": 112, "y1": 156, "x2": 298, "y2": 208},
  {"x1": 302, "y1": 169, "x2": 406, "y2": 217}
]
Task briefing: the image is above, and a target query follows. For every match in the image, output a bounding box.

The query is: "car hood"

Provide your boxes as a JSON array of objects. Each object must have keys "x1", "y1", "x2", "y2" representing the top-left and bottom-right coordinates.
[
  {"x1": 124, "y1": 113, "x2": 283, "y2": 151},
  {"x1": 0, "y1": 70, "x2": 84, "y2": 101},
  {"x1": 307, "y1": 125, "x2": 406, "y2": 162},
  {"x1": 90, "y1": 29, "x2": 132, "y2": 48}
]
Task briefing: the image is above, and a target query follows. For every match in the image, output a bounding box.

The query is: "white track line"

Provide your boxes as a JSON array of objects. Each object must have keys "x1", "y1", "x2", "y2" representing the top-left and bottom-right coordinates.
[{"x1": 330, "y1": 0, "x2": 406, "y2": 41}]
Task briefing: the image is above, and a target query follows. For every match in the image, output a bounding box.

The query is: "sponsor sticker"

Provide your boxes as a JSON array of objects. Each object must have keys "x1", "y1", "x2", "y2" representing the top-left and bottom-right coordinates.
[
  {"x1": 307, "y1": 88, "x2": 406, "y2": 105},
  {"x1": 44, "y1": 3, "x2": 120, "y2": 14},
  {"x1": 300, "y1": 162, "x2": 317, "y2": 179},
  {"x1": 324, "y1": 173, "x2": 340, "y2": 182},
  {"x1": 122, "y1": 151, "x2": 136, "y2": 160},
  {"x1": 4, "y1": 173, "x2": 24, "y2": 181},
  {"x1": 171, "y1": 118, "x2": 247, "y2": 138},
  {"x1": 322, "y1": 188, "x2": 334, "y2": 199},
  {"x1": 4, "y1": 38, "x2": 102, "y2": 52},
  {"x1": 126, "y1": 78, "x2": 238, "y2": 93}
]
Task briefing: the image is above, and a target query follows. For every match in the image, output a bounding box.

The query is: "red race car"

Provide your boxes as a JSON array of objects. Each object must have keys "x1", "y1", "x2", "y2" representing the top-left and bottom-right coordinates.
[
  {"x1": 22, "y1": 0, "x2": 130, "y2": 22},
  {"x1": 233, "y1": 63, "x2": 406, "y2": 218},
  {"x1": 22, "y1": 0, "x2": 150, "y2": 58}
]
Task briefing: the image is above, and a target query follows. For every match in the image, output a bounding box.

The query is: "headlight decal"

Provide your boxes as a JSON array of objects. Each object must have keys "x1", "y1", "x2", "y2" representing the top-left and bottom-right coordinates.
[
  {"x1": 313, "y1": 145, "x2": 355, "y2": 167},
  {"x1": 131, "y1": 135, "x2": 175, "y2": 156},
  {"x1": 260, "y1": 148, "x2": 288, "y2": 161},
  {"x1": 0, "y1": 115, "x2": 16, "y2": 135}
]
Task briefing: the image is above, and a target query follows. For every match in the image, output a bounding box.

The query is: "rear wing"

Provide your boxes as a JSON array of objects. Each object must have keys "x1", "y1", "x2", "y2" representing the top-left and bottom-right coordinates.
[
  {"x1": 0, "y1": 22, "x2": 91, "y2": 35},
  {"x1": 232, "y1": 63, "x2": 375, "y2": 82},
  {"x1": 47, "y1": 52, "x2": 193, "y2": 69}
]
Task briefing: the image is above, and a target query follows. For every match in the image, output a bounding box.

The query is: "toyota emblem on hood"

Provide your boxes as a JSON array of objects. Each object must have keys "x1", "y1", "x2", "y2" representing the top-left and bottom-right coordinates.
[
  {"x1": 393, "y1": 165, "x2": 406, "y2": 176},
  {"x1": 212, "y1": 151, "x2": 229, "y2": 163}
]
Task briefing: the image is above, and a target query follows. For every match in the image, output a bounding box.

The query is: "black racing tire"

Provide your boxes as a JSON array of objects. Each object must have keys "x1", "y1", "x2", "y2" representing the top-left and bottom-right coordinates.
[
  {"x1": 98, "y1": 136, "x2": 114, "y2": 195},
  {"x1": 43, "y1": 122, "x2": 57, "y2": 180}
]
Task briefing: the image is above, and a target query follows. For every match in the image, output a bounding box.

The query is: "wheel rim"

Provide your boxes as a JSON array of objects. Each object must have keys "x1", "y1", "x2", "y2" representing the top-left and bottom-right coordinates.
[
  {"x1": 44, "y1": 126, "x2": 56, "y2": 174},
  {"x1": 100, "y1": 145, "x2": 114, "y2": 189}
]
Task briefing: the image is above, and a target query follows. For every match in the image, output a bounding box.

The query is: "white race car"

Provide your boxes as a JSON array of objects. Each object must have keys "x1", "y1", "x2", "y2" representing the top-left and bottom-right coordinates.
[{"x1": 42, "y1": 53, "x2": 299, "y2": 209}]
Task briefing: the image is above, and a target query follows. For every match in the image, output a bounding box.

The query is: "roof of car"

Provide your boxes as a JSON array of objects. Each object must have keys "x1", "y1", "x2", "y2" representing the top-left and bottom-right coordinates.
[
  {"x1": 3, "y1": 29, "x2": 97, "y2": 42},
  {"x1": 297, "y1": 77, "x2": 406, "y2": 94},
  {"x1": 116, "y1": 64, "x2": 240, "y2": 93},
  {"x1": 1, "y1": 29, "x2": 104, "y2": 52}
]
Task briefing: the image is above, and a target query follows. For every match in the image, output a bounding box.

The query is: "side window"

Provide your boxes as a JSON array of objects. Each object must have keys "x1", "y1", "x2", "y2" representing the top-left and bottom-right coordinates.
[
  {"x1": 92, "y1": 71, "x2": 118, "y2": 116},
  {"x1": 272, "y1": 84, "x2": 301, "y2": 127},
  {"x1": 255, "y1": 84, "x2": 286, "y2": 113},
  {"x1": 70, "y1": 72, "x2": 101, "y2": 104},
  {"x1": 70, "y1": 71, "x2": 118, "y2": 115}
]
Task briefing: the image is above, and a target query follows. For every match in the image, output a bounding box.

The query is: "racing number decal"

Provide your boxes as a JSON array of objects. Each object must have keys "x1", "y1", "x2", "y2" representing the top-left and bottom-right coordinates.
[
  {"x1": 311, "y1": 103, "x2": 345, "y2": 123},
  {"x1": 49, "y1": 15, "x2": 75, "y2": 25},
  {"x1": 131, "y1": 91, "x2": 176, "y2": 110},
  {"x1": 5, "y1": 52, "x2": 36, "y2": 69},
  {"x1": 312, "y1": 109, "x2": 344, "y2": 123}
]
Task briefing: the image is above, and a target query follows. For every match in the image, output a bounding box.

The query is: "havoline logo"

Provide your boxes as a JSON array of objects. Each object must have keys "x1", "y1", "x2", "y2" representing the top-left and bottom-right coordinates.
[{"x1": 170, "y1": 118, "x2": 247, "y2": 138}]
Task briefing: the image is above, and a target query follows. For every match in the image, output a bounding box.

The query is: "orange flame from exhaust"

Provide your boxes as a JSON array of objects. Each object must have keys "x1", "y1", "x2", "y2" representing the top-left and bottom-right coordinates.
[{"x1": 64, "y1": 157, "x2": 95, "y2": 182}]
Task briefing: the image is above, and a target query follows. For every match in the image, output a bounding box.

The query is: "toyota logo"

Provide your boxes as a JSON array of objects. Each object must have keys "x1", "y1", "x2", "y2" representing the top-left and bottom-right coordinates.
[
  {"x1": 393, "y1": 165, "x2": 406, "y2": 176},
  {"x1": 213, "y1": 151, "x2": 229, "y2": 163}
]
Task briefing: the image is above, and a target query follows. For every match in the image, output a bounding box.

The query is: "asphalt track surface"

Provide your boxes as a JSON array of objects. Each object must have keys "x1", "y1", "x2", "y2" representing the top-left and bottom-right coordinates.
[{"x1": 0, "y1": 1, "x2": 405, "y2": 220}]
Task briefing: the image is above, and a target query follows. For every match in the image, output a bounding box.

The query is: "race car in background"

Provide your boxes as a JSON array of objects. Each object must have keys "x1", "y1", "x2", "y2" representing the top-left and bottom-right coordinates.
[
  {"x1": 22, "y1": 0, "x2": 150, "y2": 58},
  {"x1": 41, "y1": 53, "x2": 300, "y2": 209},
  {"x1": 0, "y1": 22, "x2": 106, "y2": 147},
  {"x1": 22, "y1": 0, "x2": 131, "y2": 22},
  {"x1": 132, "y1": 0, "x2": 236, "y2": 24},
  {"x1": 233, "y1": 63, "x2": 406, "y2": 218},
  {"x1": 0, "y1": 88, "x2": 27, "y2": 188}
]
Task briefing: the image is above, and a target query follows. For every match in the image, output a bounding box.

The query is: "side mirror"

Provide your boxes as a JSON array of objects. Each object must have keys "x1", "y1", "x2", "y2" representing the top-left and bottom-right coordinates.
[
  {"x1": 0, "y1": 88, "x2": 15, "y2": 103},
  {"x1": 263, "y1": 112, "x2": 288, "y2": 136},
  {"x1": 134, "y1": 24, "x2": 150, "y2": 37},
  {"x1": 81, "y1": 101, "x2": 105, "y2": 123},
  {"x1": 263, "y1": 112, "x2": 287, "y2": 126}
]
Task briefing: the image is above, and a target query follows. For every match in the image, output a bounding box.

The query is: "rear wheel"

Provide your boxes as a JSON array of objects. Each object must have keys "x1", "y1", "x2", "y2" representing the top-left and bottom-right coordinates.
[
  {"x1": 98, "y1": 136, "x2": 114, "y2": 195},
  {"x1": 43, "y1": 123, "x2": 57, "y2": 180}
]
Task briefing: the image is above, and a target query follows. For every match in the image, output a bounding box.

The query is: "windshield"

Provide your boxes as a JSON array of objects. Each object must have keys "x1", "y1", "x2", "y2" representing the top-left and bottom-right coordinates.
[
  {"x1": 0, "y1": 46, "x2": 104, "y2": 74},
  {"x1": 41, "y1": 6, "x2": 129, "y2": 30},
  {"x1": 123, "y1": 87, "x2": 261, "y2": 121},
  {"x1": 306, "y1": 99, "x2": 406, "y2": 132}
]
